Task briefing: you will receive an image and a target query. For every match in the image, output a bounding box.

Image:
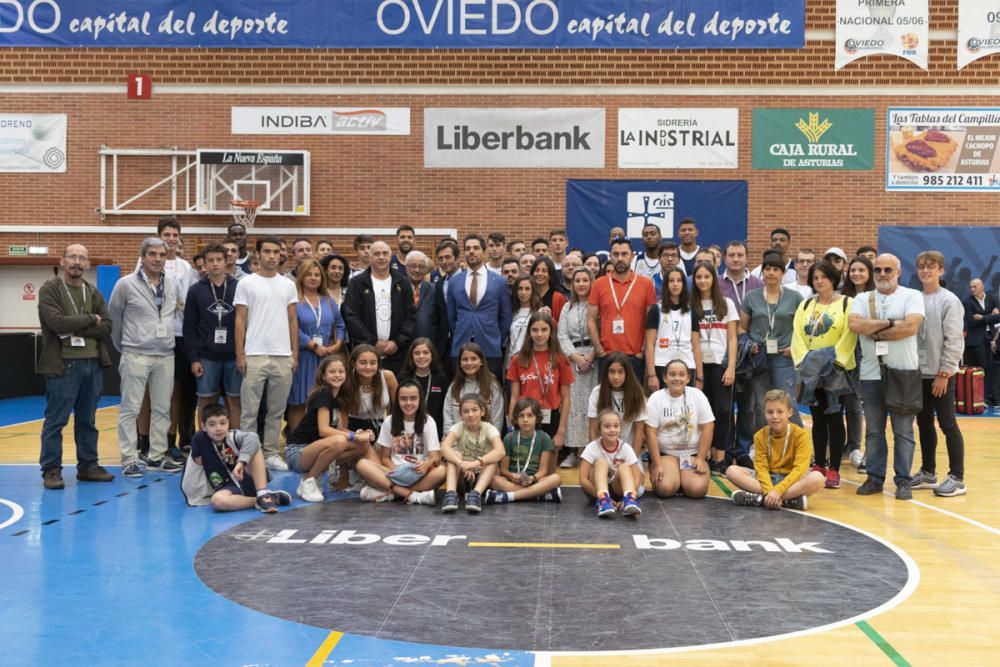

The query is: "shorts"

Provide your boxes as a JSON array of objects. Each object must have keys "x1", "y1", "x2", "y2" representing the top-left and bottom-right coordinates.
[
  {"x1": 218, "y1": 475, "x2": 257, "y2": 498},
  {"x1": 739, "y1": 466, "x2": 786, "y2": 486},
  {"x1": 196, "y1": 358, "x2": 242, "y2": 397},
  {"x1": 660, "y1": 449, "x2": 698, "y2": 470},
  {"x1": 284, "y1": 443, "x2": 307, "y2": 473}
]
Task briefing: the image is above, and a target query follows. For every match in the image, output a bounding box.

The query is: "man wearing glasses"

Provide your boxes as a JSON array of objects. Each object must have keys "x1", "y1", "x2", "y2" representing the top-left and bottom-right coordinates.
[
  {"x1": 37, "y1": 245, "x2": 115, "y2": 489},
  {"x1": 849, "y1": 254, "x2": 925, "y2": 501}
]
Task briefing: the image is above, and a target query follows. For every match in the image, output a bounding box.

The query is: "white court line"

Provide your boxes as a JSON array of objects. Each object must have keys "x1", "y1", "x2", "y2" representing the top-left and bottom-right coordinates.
[
  {"x1": 0, "y1": 404, "x2": 119, "y2": 430},
  {"x1": 841, "y1": 478, "x2": 1000, "y2": 537},
  {"x1": 0, "y1": 498, "x2": 25, "y2": 531},
  {"x1": 530, "y1": 495, "x2": 919, "y2": 663}
]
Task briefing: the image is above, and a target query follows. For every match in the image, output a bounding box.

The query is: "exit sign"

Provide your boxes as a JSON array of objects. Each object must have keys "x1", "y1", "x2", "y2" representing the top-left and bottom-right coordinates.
[
  {"x1": 127, "y1": 73, "x2": 152, "y2": 99},
  {"x1": 8, "y1": 245, "x2": 27, "y2": 256}
]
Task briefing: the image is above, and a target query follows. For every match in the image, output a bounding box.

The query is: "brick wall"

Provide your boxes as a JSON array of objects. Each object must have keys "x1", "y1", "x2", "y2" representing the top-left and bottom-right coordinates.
[{"x1": 0, "y1": 0, "x2": 998, "y2": 268}]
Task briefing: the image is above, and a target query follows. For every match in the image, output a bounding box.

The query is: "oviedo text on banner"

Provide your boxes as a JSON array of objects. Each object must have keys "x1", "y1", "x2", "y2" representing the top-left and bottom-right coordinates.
[{"x1": 835, "y1": 0, "x2": 928, "y2": 70}]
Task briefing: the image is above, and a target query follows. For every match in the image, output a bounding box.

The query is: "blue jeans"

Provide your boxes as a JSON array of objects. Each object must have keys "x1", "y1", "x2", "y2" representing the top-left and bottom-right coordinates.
[
  {"x1": 40, "y1": 358, "x2": 103, "y2": 472},
  {"x1": 860, "y1": 379, "x2": 915, "y2": 486},
  {"x1": 751, "y1": 353, "x2": 804, "y2": 430}
]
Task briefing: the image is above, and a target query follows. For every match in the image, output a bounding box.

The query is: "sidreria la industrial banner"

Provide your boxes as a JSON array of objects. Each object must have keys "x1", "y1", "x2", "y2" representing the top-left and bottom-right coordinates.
[{"x1": 0, "y1": 0, "x2": 805, "y2": 48}]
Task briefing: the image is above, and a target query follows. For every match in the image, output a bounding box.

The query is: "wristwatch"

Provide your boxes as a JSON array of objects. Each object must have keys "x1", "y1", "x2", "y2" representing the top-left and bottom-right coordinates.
[
  {"x1": 887, "y1": 318, "x2": 895, "y2": 328},
  {"x1": 937, "y1": 371, "x2": 950, "y2": 379}
]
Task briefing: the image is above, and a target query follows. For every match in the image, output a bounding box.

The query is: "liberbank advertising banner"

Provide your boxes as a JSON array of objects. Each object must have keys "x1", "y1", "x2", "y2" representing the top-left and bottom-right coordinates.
[
  {"x1": 0, "y1": 0, "x2": 805, "y2": 48},
  {"x1": 835, "y1": 0, "x2": 928, "y2": 70},
  {"x1": 886, "y1": 108, "x2": 1000, "y2": 191},
  {"x1": 565, "y1": 180, "x2": 747, "y2": 254},
  {"x1": 752, "y1": 109, "x2": 874, "y2": 170}
]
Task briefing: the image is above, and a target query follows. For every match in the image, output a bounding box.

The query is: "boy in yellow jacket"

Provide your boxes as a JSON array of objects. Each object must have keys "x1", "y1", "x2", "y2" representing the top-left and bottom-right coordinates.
[{"x1": 725, "y1": 389, "x2": 825, "y2": 510}]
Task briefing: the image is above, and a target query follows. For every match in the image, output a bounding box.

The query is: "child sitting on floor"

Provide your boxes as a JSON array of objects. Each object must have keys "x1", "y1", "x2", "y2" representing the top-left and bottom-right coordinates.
[
  {"x1": 579, "y1": 409, "x2": 641, "y2": 518},
  {"x1": 439, "y1": 393, "x2": 505, "y2": 514},
  {"x1": 182, "y1": 404, "x2": 291, "y2": 513},
  {"x1": 486, "y1": 397, "x2": 562, "y2": 505},
  {"x1": 725, "y1": 389, "x2": 825, "y2": 511}
]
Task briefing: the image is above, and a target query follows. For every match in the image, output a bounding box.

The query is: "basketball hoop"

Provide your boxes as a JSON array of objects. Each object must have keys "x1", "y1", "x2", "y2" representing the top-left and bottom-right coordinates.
[{"x1": 230, "y1": 199, "x2": 261, "y2": 229}]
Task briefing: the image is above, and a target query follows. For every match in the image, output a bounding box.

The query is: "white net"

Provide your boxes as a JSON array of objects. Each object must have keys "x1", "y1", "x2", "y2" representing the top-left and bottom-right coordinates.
[{"x1": 230, "y1": 200, "x2": 261, "y2": 230}]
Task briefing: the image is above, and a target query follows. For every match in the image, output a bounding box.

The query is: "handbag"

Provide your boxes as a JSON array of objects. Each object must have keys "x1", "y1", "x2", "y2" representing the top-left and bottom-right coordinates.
[{"x1": 868, "y1": 292, "x2": 922, "y2": 415}]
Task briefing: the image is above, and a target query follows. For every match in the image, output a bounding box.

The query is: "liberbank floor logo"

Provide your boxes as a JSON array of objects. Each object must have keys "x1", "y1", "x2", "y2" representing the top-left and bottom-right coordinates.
[
  {"x1": 424, "y1": 108, "x2": 605, "y2": 168},
  {"x1": 195, "y1": 490, "x2": 915, "y2": 653},
  {"x1": 752, "y1": 108, "x2": 875, "y2": 170}
]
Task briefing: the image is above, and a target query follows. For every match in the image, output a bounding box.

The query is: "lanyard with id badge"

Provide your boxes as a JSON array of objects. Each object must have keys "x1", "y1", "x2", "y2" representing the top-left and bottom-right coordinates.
[
  {"x1": 869, "y1": 291, "x2": 890, "y2": 357},
  {"x1": 143, "y1": 270, "x2": 169, "y2": 339},
  {"x1": 62, "y1": 281, "x2": 88, "y2": 347},
  {"x1": 210, "y1": 280, "x2": 229, "y2": 345},
  {"x1": 513, "y1": 431, "x2": 538, "y2": 484},
  {"x1": 764, "y1": 288, "x2": 783, "y2": 354},
  {"x1": 533, "y1": 352, "x2": 554, "y2": 425},
  {"x1": 306, "y1": 295, "x2": 324, "y2": 348},
  {"x1": 609, "y1": 274, "x2": 638, "y2": 335}
]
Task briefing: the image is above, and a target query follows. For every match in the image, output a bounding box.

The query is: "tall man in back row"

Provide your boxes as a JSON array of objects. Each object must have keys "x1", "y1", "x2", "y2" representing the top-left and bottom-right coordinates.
[{"x1": 37, "y1": 244, "x2": 115, "y2": 489}]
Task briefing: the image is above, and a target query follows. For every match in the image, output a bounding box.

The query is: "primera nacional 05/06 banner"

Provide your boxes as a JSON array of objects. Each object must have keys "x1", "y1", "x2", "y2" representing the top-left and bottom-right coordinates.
[
  {"x1": 958, "y1": 0, "x2": 1000, "y2": 69},
  {"x1": 886, "y1": 107, "x2": 1000, "y2": 191},
  {"x1": 0, "y1": 0, "x2": 805, "y2": 48},
  {"x1": 835, "y1": 0, "x2": 928, "y2": 70}
]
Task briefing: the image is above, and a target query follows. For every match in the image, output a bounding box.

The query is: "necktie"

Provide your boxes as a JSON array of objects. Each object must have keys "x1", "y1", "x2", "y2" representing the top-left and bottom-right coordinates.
[
  {"x1": 470, "y1": 270, "x2": 478, "y2": 307},
  {"x1": 413, "y1": 283, "x2": 421, "y2": 307}
]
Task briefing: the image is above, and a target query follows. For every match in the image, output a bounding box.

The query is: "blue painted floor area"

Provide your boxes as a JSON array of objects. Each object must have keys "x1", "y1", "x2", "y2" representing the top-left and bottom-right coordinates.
[
  {"x1": 0, "y1": 395, "x2": 120, "y2": 427},
  {"x1": 0, "y1": 464, "x2": 534, "y2": 667}
]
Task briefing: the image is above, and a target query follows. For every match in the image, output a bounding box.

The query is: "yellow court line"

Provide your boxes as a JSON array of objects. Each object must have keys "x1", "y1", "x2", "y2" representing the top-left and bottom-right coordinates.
[
  {"x1": 468, "y1": 542, "x2": 620, "y2": 550},
  {"x1": 305, "y1": 630, "x2": 343, "y2": 667}
]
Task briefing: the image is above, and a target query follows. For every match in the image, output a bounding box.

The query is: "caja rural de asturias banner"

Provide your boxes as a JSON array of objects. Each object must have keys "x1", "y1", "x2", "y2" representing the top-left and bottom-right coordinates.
[{"x1": 0, "y1": 0, "x2": 805, "y2": 48}]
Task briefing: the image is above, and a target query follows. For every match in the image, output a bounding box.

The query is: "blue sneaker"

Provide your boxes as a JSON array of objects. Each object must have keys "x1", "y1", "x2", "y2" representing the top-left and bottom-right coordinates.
[
  {"x1": 441, "y1": 490, "x2": 459, "y2": 513},
  {"x1": 484, "y1": 490, "x2": 509, "y2": 505},
  {"x1": 122, "y1": 461, "x2": 144, "y2": 478},
  {"x1": 255, "y1": 494, "x2": 278, "y2": 513},
  {"x1": 622, "y1": 492, "x2": 641, "y2": 516},
  {"x1": 465, "y1": 490, "x2": 482, "y2": 513},
  {"x1": 595, "y1": 493, "x2": 615, "y2": 518}
]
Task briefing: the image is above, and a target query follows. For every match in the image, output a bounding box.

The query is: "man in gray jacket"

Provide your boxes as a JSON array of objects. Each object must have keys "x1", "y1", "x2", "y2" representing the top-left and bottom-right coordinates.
[
  {"x1": 109, "y1": 237, "x2": 183, "y2": 478},
  {"x1": 913, "y1": 251, "x2": 966, "y2": 497}
]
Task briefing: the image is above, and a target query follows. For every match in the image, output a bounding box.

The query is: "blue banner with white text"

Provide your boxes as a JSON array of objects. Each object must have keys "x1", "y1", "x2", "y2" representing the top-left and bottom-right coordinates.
[
  {"x1": 566, "y1": 179, "x2": 748, "y2": 255},
  {"x1": 0, "y1": 1, "x2": 805, "y2": 48}
]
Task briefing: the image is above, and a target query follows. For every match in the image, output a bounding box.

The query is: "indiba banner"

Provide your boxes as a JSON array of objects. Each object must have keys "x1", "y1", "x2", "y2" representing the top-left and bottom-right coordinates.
[{"x1": 835, "y1": 0, "x2": 928, "y2": 70}]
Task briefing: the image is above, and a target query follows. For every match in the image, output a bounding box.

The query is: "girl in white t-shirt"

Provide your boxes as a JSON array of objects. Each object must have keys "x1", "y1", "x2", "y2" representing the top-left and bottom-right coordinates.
[
  {"x1": 579, "y1": 410, "x2": 641, "y2": 518},
  {"x1": 506, "y1": 275, "x2": 540, "y2": 373},
  {"x1": 356, "y1": 381, "x2": 446, "y2": 506},
  {"x1": 691, "y1": 262, "x2": 739, "y2": 474},
  {"x1": 644, "y1": 267, "x2": 703, "y2": 393},
  {"x1": 644, "y1": 360, "x2": 715, "y2": 499},
  {"x1": 439, "y1": 393, "x2": 505, "y2": 514},
  {"x1": 587, "y1": 351, "x2": 647, "y2": 481}
]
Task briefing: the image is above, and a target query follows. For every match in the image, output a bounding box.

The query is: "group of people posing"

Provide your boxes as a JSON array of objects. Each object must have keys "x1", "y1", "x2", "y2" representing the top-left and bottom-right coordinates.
[{"x1": 36, "y1": 218, "x2": 975, "y2": 516}]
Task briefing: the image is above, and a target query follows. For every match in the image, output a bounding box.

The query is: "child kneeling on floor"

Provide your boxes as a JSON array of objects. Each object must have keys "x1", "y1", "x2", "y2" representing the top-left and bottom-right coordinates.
[
  {"x1": 725, "y1": 389, "x2": 824, "y2": 511},
  {"x1": 579, "y1": 409, "x2": 642, "y2": 517},
  {"x1": 356, "y1": 380, "x2": 447, "y2": 505},
  {"x1": 182, "y1": 404, "x2": 291, "y2": 513},
  {"x1": 439, "y1": 393, "x2": 505, "y2": 514},
  {"x1": 486, "y1": 397, "x2": 562, "y2": 505}
]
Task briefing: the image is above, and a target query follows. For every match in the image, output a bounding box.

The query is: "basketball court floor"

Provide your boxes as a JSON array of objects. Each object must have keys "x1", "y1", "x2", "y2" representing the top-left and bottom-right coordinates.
[{"x1": 1, "y1": 398, "x2": 998, "y2": 666}]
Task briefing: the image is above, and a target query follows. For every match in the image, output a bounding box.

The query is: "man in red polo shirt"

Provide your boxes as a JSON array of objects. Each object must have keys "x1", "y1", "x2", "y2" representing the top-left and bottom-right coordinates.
[{"x1": 587, "y1": 236, "x2": 658, "y2": 379}]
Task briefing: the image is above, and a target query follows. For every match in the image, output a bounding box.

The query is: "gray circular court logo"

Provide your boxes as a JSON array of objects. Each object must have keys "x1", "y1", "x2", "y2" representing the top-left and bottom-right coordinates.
[{"x1": 195, "y1": 490, "x2": 915, "y2": 654}]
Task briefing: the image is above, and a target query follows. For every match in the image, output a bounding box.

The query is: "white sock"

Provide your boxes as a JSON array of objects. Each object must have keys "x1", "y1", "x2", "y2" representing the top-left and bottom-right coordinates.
[
  {"x1": 256, "y1": 489, "x2": 270, "y2": 497},
  {"x1": 506, "y1": 492, "x2": 516, "y2": 502}
]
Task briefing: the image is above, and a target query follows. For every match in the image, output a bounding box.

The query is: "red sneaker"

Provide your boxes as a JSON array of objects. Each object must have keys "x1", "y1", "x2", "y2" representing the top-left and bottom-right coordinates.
[
  {"x1": 826, "y1": 468, "x2": 841, "y2": 489},
  {"x1": 810, "y1": 464, "x2": 827, "y2": 476}
]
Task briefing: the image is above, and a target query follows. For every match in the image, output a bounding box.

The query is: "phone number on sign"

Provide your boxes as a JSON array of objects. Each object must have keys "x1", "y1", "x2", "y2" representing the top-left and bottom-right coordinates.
[{"x1": 920, "y1": 174, "x2": 987, "y2": 187}]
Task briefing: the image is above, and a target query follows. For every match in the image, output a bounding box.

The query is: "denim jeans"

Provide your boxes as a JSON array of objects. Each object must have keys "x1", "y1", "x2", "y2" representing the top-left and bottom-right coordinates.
[
  {"x1": 40, "y1": 358, "x2": 103, "y2": 472},
  {"x1": 729, "y1": 382, "x2": 756, "y2": 459},
  {"x1": 860, "y1": 379, "x2": 916, "y2": 486},
  {"x1": 751, "y1": 353, "x2": 804, "y2": 430}
]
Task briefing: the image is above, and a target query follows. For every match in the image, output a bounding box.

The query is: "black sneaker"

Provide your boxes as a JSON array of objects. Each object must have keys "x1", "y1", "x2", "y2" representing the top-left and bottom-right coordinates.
[
  {"x1": 465, "y1": 490, "x2": 482, "y2": 514},
  {"x1": 709, "y1": 459, "x2": 728, "y2": 476},
  {"x1": 271, "y1": 490, "x2": 293, "y2": 506},
  {"x1": 122, "y1": 461, "x2": 144, "y2": 478},
  {"x1": 782, "y1": 496, "x2": 807, "y2": 511},
  {"x1": 146, "y1": 457, "x2": 183, "y2": 474},
  {"x1": 256, "y1": 494, "x2": 278, "y2": 513},
  {"x1": 441, "y1": 490, "x2": 459, "y2": 513},
  {"x1": 732, "y1": 490, "x2": 764, "y2": 507},
  {"x1": 895, "y1": 480, "x2": 912, "y2": 501},
  {"x1": 856, "y1": 478, "x2": 884, "y2": 496},
  {"x1": 735, "y1": 454, "x2": 755, "y2": 469},
  {"x1": 167, "y1": 447, "x2": 185, "y2": 463}
]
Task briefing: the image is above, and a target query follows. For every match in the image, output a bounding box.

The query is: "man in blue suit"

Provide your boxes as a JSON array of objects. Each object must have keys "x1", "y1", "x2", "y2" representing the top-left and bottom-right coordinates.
[
  {"x1": 404, "y1": 250, "x2": 436, "y2": 342},
  {"x1": 447, "y1": 233, "x2": 512, "y2": 381}
]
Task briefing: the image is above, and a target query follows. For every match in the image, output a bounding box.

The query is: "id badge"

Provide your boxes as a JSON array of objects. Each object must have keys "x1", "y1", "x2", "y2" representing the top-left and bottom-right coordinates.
[
  {"x1": 70, "y1": 336, "x2": 85, "y2": 348},
  {"x1": 612, "y1": 318, "x2": 625, "y2": 334},
  {"x1": 679, "y1": 453, "x2": 695, "y2": 471},
  {"x1": 703, "y1": 348, "x2": 716, "y2": 364},
  {"x1": 658, "y1": 337, "x2": 670, "y2": 349},
  {"x1": 875, "y1": 341, "x2": 889, "y2": 356},
  {"x1": 918, "y1": 349, "x2": 927, "y2": 368},
  {"x1": 765, "y1": 338, "x2": 779, "y2": 354},
  {"x1": 214, "y1": 328, "x2": 228, "y2": 344},
  {"x1": 155, "y1": 321, "x2": 168, "y2": 338},
  {"x1": 311, "y1": 335, "x2": 323, "y2": 347},
  {"x1": 540, "y1": 408, "x2": 552, "y2": 425}
]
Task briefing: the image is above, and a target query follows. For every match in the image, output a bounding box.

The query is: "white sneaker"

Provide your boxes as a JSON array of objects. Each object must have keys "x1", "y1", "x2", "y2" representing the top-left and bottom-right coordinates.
[
  {"x1": 296, "y1": 476, "x2": 325, "y2": 503},
  {"x1": 265, "y1": 454, "x2": 289, "y2": 472},
  {"x1": 359, "y1": 485, "x2": 393, "y2": 503},
  {"x1": 849, "y1": 449, "x2": 864, "y2": 467},
  {"x1": 406, "y1": 490, "x2": 436, "y2": 505},
  {"x1": 559, "y1": 452, "x2": 578, "y2": 468}
]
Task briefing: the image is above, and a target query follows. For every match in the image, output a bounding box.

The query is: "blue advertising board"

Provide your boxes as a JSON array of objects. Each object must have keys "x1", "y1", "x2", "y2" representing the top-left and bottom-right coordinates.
[
  {"x1": 0, "y1": 1, "x2": 805, "y2": 49},
  {"x1": 566, "y1": 179, "x2": 748, "y2": 254}
]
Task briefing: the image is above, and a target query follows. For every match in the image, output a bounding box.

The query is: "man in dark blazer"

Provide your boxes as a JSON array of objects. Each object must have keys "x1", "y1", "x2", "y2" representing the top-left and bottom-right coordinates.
[
  {"x1": 431, "y1": 239, "x2": 461, "y2": 373},
  {"x1": 964, "y1": 278, "x2": 1000, "y2": 405},
  {"x1": 342, "y1": 241, "x2": 416, "y2": 376},
  {"x1": 446, "y1": 233, "x2": 512, "y2": 381},
  {"x1": 404, "y1": 250, "x2": 436, "y2": 341}
]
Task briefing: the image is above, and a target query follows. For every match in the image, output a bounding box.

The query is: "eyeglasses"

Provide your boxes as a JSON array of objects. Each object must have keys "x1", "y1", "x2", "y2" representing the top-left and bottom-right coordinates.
[{"x1": 872, "y1": 267, "x2": 895, "y2": 274}]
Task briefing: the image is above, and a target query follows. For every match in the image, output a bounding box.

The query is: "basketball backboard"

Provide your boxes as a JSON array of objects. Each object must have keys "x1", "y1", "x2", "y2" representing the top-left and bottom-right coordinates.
[{"x1": 196, "y1": 148, "x2": 309, "y2": 216}]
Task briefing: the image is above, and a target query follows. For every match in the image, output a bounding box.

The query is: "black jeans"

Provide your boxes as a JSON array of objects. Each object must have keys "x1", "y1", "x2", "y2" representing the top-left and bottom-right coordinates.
[
  {"x1": 915, "y1": 376, "x2": 964, "y2": 479},
  {"x1": 811, "y1": 389, "x2": 845, "y2": 471},
  {"x1": 701, "y1": 363, "x2": 733, "y2": 454}
]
